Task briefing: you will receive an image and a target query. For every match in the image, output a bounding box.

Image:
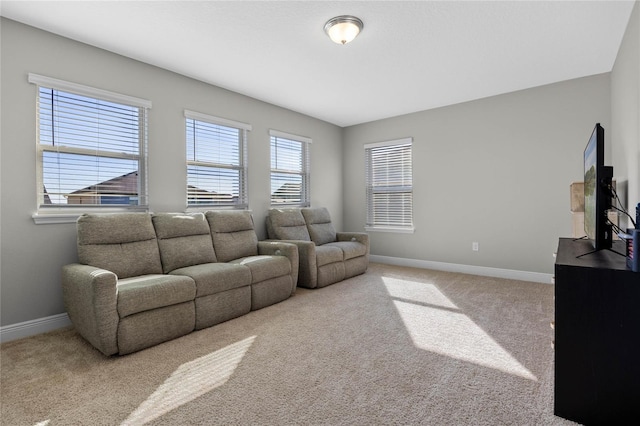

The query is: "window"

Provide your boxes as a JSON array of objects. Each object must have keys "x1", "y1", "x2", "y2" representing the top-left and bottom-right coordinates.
[
  {"x1": 270, "y1": 130, "x2": 311, "y2": 206},
  {"x1": 29, "y1": 74, "x2": 151, "y2": 223},
  {"x1": 364, "y1": 138, "x2": 414, "y2": 232},
  {"x1": 185, "y1": 110, "x2": 251, "y2": 209}
]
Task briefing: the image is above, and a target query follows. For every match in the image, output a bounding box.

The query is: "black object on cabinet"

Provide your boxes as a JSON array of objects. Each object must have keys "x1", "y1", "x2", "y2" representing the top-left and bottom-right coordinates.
[{"x1": 554, "y1": 238, "x2": 640, "y2": 424}]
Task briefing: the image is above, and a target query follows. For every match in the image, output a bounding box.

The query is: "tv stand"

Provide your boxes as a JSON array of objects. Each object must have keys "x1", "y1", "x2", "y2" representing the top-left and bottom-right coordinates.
[
  {"x1": 554, "y1": 238, "x2": 640, "y2": 424},
  {"x1": 575, "y1": 246, "x2": 625, "y2": 259}
]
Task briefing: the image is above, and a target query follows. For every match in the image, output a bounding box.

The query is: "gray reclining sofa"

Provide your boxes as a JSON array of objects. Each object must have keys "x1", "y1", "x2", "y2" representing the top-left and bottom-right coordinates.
[
  {"x1": 266, "y1": 207, "x2": 369, "y2": 288},
  {"x1": 62, "y1": 210, "x2": 298, "y2": 356}
]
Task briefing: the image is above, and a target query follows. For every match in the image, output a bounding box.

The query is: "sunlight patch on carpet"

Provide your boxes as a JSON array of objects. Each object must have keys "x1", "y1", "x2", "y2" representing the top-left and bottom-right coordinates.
[
  {"x1": 383, "y1": 278, "x2": 536, "y2": 381},
  {"x1": 122, "y1": 335, "x2": 256, "y2": 425},
  {"x1": 382, "y1": 277, "x2": 458, "y2": 309}
]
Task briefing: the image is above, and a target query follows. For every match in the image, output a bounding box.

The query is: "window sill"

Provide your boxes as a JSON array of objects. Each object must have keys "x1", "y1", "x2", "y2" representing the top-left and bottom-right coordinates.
[
  {"x1": 32, "y1": 207, "x2": 149, "y2": 224},
  {"x1": 269, "y1": 203, "x2": 311, "y2": 208},
  {"x1": 32, "y1": 213, "x2": 81, "y2": 225},
  {"x1": 185, "y1": 205, "x2": 249, "y2": 213},
  {"x1": 364, "y1": 226, "x2": 415, "y2": 234}
]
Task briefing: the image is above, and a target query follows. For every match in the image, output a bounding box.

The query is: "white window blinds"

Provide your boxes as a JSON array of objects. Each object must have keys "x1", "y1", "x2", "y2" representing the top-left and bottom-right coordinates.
[
  {"x1": 365, "y1": 138, "x2": 414, "y2": 231},
  {"x1": 269, "y1": 130, "x2": 311, "y2": 206},
  {"x1": 185, "y1": 110, "x2": 250, "y2": 209},
  {"x1": 29, "y1": 74, "x2": 150, "y2": 212}
]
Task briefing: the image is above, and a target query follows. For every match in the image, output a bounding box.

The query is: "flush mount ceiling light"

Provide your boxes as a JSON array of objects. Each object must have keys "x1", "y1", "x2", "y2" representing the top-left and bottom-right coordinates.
[{"x1": 323, "y1": 15, "x2": 363, "y2": 45}]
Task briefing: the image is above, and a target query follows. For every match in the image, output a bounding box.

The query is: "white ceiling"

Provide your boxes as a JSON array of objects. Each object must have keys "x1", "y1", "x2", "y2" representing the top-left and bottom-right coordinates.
[{"x1": 1, "y1": 1, "x2": 636, "y2": 127}]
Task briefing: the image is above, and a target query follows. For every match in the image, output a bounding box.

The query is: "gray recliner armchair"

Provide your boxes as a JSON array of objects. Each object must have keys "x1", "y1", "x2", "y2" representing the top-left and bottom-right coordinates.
[{"x1": 266, "y1": 207, "x2": 369, "y2": 288}]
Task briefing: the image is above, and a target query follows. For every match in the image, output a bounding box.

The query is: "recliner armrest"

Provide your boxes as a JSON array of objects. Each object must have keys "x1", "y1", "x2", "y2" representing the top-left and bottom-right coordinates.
[
  {"x1": 337, "y1": 232, "x2": 370, "y2": 253},
  {"x1": 62, "y1": 263, "x2": 120, "y2": 356},
  {"x1": 264, "y1": 239, "x2": 318, "y2": 289},
  {"x1": 257, "y1": 241, "x2": 299, "y2": 293}
]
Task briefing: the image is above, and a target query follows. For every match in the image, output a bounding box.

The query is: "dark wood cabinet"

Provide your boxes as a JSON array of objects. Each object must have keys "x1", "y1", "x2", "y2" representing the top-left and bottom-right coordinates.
[{"x1": 554, "y1": 238, "x2": 640, "y2": 424}]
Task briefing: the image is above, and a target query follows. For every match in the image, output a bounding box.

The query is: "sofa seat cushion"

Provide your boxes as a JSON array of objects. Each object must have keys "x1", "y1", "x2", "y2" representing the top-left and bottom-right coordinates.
[
  {"x1": 170, "y1": 262, "x2": 251, "y2": 297},
  {"x1": 315, "y1": 245, "x2": 344, "y2": 267},
  {"x1": 117, "y1": 274, "x2": 196, "y2": 318},
  {"x1": 229, "y1": 255, "x2": 291, "y2": 284},
  {"x1": 325, "y1": 241, "x2": 367, "y2": 261}
]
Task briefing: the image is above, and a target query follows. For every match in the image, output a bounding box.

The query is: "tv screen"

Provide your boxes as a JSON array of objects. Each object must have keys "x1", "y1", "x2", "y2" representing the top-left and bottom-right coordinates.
[{"x1": 583, "y1": 123, "x2": 612, "y2": 251}]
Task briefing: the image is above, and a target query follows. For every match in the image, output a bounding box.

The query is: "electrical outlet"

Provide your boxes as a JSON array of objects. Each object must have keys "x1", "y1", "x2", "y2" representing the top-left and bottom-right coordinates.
[{"x1": 472, "y1": 242, "x2": 479, "y2": 251}]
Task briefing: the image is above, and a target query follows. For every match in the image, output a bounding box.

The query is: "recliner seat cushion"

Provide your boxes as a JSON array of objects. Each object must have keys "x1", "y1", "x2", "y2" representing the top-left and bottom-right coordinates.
[
  {"x1": 77, "y1": 213, "x2": 162, "y2": 279},
  {"x1": 229, "y1": 255, "x2": 291, "y2": 284},
  {"x1": 301, "y1": 208, "x2": 337, "y2": 245},
  {"x1": 267, "y1": 209, "x2": 311, "y2": 241},
  {"x1": 325, "y1": 241, "x2": 367, "y2": 260},
  {"x1": 170, "y1": 262, "x2": 251, "y2": 297},
  {"x1": 152, "y1": 213, "x2": 217, "y2": 273},
  {"x1": 117, "y1": 274, "x2": 196, "y2": 318}
]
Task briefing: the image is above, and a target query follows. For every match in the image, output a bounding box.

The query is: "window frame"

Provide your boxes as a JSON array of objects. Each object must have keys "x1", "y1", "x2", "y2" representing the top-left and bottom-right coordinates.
[
  {"x1": 364, "y1": 137, "x2": 415, "y2": 233},
  {"x1": 269, "y1": 129, "x2": 311, "y2": 207},
  {"x1": 28, "y1": 74, "x2": 152, "y2": 224},
  {"x1": 184, "y1": 110, "x2": 251, "y2": 210}
]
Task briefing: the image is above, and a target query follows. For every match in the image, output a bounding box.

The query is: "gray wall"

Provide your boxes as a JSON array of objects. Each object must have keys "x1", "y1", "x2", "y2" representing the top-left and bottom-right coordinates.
[
  {"x1": 0, "y1": 18, "x2": 343, "y2": 327},
  {"x1": 611, "y1": 1, "x2": 640, "y2": 229},
  {"x1": 342, "y1": 74, "x2": 611, "y2": 274}
]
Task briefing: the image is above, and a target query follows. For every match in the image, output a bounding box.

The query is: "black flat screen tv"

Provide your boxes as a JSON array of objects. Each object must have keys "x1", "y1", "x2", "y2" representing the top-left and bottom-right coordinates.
[{"x1": 583, "y1": 123, "x2": 613, "y2": 251}]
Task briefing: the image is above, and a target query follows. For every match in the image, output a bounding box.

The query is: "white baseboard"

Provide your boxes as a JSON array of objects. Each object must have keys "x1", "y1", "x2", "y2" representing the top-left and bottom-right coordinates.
[
  {"x1": 0, "y1": 313, "x2": 71, "y2": 344},
  {"x1": 370, "y1": 255, "x2": 554, "y2": 284}
]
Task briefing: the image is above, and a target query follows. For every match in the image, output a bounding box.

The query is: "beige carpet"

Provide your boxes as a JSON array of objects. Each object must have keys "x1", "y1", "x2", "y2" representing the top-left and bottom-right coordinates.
[{"x1": 1, "y1": 263, "x2": 577, "y2": 425}]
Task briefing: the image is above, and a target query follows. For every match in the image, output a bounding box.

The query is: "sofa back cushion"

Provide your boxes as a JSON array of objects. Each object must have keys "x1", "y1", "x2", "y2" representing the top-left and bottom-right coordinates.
[
  {"x1": 152, "y1": 213, "x2": 217, "y2": 273},
  {"x1": 302, "y1": 207, "x2": 337, "y2": 246},
  {"x1": 267, "y1": 209, "x2": 311, "y2": 241},
  {"x1": 77, "y1": 213, "x2": 163, "y2": 279},
  {"x1": 206, "y1": 211, "x2": 258, "y2": 262}
]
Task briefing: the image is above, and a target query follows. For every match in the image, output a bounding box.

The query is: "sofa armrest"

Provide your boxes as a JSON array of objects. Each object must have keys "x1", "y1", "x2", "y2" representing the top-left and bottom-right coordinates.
[
  {"x1": 264, "y1": 239, "x2": 318, "y2": 289},
  {"x1": 258, "y1": 241, "x2": 299, "y2": 293},
  {"x1": 61, "y1": 264, "x2": 120, "y2": 356},
  {"x1": 337, "y1": 232, "x2": 370, "y2": 254}
]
